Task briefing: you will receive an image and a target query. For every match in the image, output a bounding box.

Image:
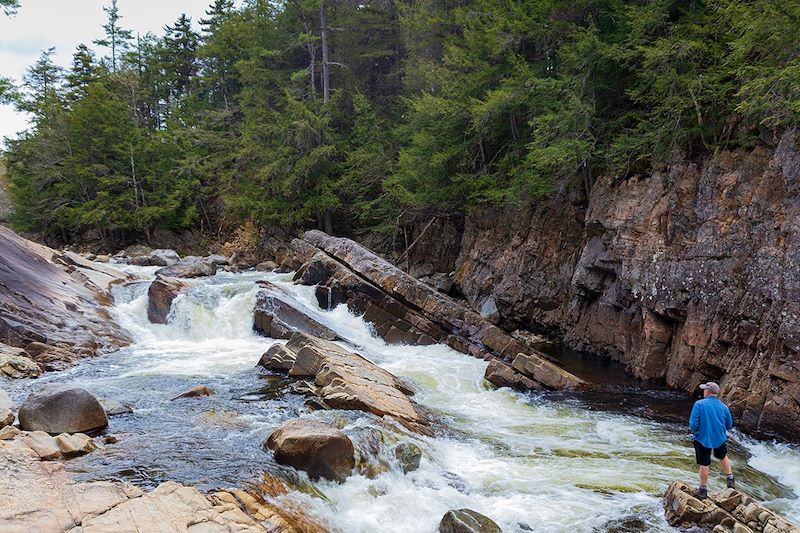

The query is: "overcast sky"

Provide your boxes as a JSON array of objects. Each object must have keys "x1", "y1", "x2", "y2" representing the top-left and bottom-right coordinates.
[{"x1": 0, "y1": 0, "x2": 217, "y2": 146}]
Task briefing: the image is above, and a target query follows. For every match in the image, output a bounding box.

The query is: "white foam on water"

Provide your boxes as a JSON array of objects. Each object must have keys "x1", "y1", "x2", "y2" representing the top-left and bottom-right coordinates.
[
  {"x1": 743, "y1": 437, "x2": 800, "y2": 519},
  {"x1": 99, "y1": 266, "x2": 800, "y2": 532}
]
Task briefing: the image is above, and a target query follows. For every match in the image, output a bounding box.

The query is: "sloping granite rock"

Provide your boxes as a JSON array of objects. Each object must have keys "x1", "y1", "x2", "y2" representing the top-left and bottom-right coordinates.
[{"x1": 0, "y1": 226, "x2": 130, "y2": 367}]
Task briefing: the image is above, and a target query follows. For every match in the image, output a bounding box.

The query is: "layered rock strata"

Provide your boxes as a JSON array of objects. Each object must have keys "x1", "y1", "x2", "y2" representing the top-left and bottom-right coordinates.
[
  {"x1": 260, "y1": 332, "x2": 432, "y2": 435},
  {"x1": 253, "y1": 281, "x2": 339, "y2": 341},
  {"x1": 663, "y1": 480, "x2": 799, "y2": 532},
  {"x1": 454, "y1": 131, "x2": 800, "y2": 440}
]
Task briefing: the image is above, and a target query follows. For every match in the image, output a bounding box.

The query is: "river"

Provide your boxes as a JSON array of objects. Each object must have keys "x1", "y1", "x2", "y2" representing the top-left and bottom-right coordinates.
[{"x1": 3, "y1": 266, "x2": 800, "y2": 532}]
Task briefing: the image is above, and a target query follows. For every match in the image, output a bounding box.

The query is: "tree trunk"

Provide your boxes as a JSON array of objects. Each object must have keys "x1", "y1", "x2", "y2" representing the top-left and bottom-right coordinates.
[
  {"x1": 323, "y1": 209, "x2": 333, "y2": 235},
  {"x1": 320, "y1": 1, "x2": 330, "y2": 104}
]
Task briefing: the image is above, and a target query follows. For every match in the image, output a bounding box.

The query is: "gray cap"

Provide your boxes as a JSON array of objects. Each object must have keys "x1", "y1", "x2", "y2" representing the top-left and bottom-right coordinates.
[{"x1": 700, "y1": 382, "x2": 720, "y2": 393}]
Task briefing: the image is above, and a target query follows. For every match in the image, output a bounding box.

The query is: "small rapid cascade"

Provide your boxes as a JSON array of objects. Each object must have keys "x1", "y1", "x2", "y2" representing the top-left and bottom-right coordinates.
[{"x1": 4, "y1": 265, "x2": 800, "y2": 532}]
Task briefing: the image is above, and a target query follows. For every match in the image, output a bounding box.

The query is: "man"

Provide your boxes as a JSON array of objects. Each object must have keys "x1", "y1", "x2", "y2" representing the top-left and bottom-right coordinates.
[{"x1": 689, "y1": 381, "x2": 735, "y2": 499}]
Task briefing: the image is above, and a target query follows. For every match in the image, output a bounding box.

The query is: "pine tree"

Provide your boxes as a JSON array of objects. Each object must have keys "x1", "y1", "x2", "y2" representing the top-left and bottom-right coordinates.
[{"x1": 93, "y1": 0, "x2": 133, "y2": 72}]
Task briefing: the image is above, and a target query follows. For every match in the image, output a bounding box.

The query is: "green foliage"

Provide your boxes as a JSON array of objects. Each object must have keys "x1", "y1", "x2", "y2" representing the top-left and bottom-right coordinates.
[{"x1": 5, "y1": 0, "x2": 799, "y2": 241}]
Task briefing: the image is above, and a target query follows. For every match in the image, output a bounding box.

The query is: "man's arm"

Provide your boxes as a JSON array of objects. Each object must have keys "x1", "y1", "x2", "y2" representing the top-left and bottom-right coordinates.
[
  {"x1": 689, "y1": 402, "x2": 700, "y2": 436},
  {"x1": 726, "y1": 406, "x2": 733, "y2": 430}
]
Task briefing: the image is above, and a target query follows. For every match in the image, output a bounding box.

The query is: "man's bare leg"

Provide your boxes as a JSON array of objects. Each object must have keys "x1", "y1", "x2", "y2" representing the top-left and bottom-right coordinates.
[
  {"x1": 720, "y1": 456, "x2": 732, "y2": 475},
  {"x1": 699, "y1": 465, "x2": 710, "y2": 486}
]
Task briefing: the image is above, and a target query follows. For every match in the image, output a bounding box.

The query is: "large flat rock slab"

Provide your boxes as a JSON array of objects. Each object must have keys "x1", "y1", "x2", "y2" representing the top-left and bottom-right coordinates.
[
  {"x1": 0, "y1": 445, "x2": 301, "y2": 533},
  {"x1": 0, "y1": 226, "x2": 130, "y2": 364}
]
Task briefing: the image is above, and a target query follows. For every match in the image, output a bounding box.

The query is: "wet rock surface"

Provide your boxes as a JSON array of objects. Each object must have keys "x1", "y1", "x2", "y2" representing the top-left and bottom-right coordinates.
[
  {"x1": 280, "y1": 332, "x2": 432, "y2": 435},
  {"x1": 155, "y1": 255, "x2": 226, "y2": 278},
  {"x1": 438, "y1": 509, "x2": 503, "y2": 533},
  {"x1": 0, "y1": 226, "x2": 130, "y2": 369},
  {"x1": 0, "y1": 343, "x2": 41, "y2": 378},
  {"x1": 663, "y1": 480, "x2": 800, "y2": 532},
  {"x1": 18, "y1": 384, "x2": 108, "y2": 435},
  {"x1": 171, "y1": 384, "x2": 213, "y2": 400},
  {"x1": 146, "y1": 275, "x2": 188, "y2": 324},
  {"x1": 265, "y1": 417, "x2": 355, "y2": 482},
  {"x1": 253, "y1": 281, "x2": 339, "y2": 341},
  {"x1": 289, "y1": 231, "x2": 584, "y2": 393}
]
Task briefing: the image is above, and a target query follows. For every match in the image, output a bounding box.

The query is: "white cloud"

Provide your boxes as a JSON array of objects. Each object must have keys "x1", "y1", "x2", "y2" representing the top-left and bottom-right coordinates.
[{"x1": 1, "y1": 0, "x2": 217, "y2": 146}]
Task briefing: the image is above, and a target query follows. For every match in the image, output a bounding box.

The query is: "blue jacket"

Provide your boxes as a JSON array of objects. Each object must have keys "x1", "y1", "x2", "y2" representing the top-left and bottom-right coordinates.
[{"x1": 689, "y1": 396, "x2": 733, "y2": 448}]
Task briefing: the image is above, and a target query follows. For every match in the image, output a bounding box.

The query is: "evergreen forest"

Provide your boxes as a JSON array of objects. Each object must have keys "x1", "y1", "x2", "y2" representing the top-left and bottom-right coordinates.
[{"x1": 2, "y1": 0, "x2": 799, "y2": 242}]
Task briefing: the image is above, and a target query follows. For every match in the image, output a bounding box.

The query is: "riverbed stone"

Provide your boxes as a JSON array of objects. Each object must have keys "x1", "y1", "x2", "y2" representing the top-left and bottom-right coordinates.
[
  {"x1": 54, "y1": 432, "x2": 97, "y2": 457},
  {"x1": 257, "y1": 344, "x2": 297, "y2": 371},
  {"x1": 99, "y1": 398, "x2": 133, "y2": 416},
  {"x1": 18, "y1": 384, "x2": 108, "y2": 435},
  {"x1": 147, "y1": 275, "x2": 187, "y2": 324},
  {"x1": 155, "y1": 256, "x2": 219, "y2": 278},
  {"x1": 483, "y1": 359, "x2": 542, "y2": 391},
  {"x1": 511, "y1": 353, "x2": 587, "y2": 390},
  {"x1": 171, "y1": 384, "x2": 213, "y2": 400},
  {"x1": 394, "y1": 441, "x2": 422, "y2": 473},
  {"x1": 21, "y1": 430, "x2": 62, "y2": 461},
  {"x1": 256, "y1": 261, "x2": 278, "y2": 272},
  {"x1": 439, "y1": 509, "x2": 503, "y2": 533},
  {"x1": 663, "y1": 481, "x2": 799, "y2": 532},
  {"x1": 265, "y1": 418, "x2": 355, "y2": 482},
  {"x1": 1, "y1": 409, "x2": 13, "y2": 427},
  {"x1": 0, "y1": 426, "x2": 21, "y2": 440}
]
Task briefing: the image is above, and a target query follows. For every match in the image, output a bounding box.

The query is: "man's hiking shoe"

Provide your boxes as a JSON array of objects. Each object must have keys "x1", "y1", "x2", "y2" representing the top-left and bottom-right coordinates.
[
  {"x1": 727, "y1": 477, "x2": 735, "y2": 489},
  {"x1": 693, "y1": 487, "x2": 709, "y2": 500}
]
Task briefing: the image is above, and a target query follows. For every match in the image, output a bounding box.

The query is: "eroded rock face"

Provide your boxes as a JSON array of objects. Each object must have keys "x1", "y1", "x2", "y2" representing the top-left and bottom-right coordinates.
[
  {"x1": 147, "y1": 275, "x2": 187, "y2": 324},
  {"x1": 171, "y1": 385, "x2": 213, "y2": 400},
  {"x1": 257, "y1": 343, "x2": 297, "y2": 371},
  {"x1": 438, "y1": 509, "x2": 503, "y2": 533},
  {"x1": 663, "y1": 480, "x2": 799, "y2": 532},
  {"x1": 483, "y1": 360, "x2": 541, "y2": 392},
  {"x1": 454, "y1": 131, "x2": 800, "y2": 441},
  {"x1": 282, "y1": 332, "x2": 432, "y2": 435},
  {"x1": 0, "y1": 344, "x2": 41, "y2": 378},
  {"x1": 18, "y1": 384, "x2": 108, "y2": 434},
  {"x1": 0, "y1": 226, "x2": 130, "y2": 368},
  {"x1": 265, "y1": 418, "x2": 355, "y2": 482}
]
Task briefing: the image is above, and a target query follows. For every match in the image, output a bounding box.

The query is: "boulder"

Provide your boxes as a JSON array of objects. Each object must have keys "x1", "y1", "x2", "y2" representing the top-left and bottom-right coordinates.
[
  {"x1": 118, "y1": 244, "x2": 151, "y2": 257},
  {"x1": 99, "y1": 398, "x2": 134, "y2": 416},
  {"x1": 18, "y1": 384, "x2": 108, "y2": 434},
  {"x1": 0, "y1": 344, "x2": 42, "y2": 378},
  {"x1": 172, "y1": 384, "x2": 213, "y2": 400},
  {"x1": 54, "y1": 432, "x2": 97, "y2": 457},
  {"x1": 257, "y1": 344, "x2": 297, "y2": 371},
  {"x1": 439, "y1": 509, "x2": 503, "y2": 533},
  {"x1": 480, "y1": 297, "x2": 500, "y2": 324},
  {"x1": 256, "y1": 261, "x2": 279, "y2": 272},
  {"x1": 124, "y1": 248, "x2": 181, "y2": 267},
  {"x1": 484, "y1": 359, "x2": 542, "y2": 391},
  {"x1": 663, "y1": 480, "x2": 799, "y2": 533},
  {"x1": 1, "y1": 408, "x2": 13, "y2": 427},
  {"x1": 394, "y1": 442, "x2": 422, "y2": 473},
  {"x1": 155, "y1": 256, "x2": 219, "y2": 278},
  {"x1": 284, "y1": 332, "x2": 432, "y2": 435},
  {"x1": 511, "y1": 353, "x2": 587, "y2": 391},
  {"x1": 265, "y1": 418, "x2": 355, "y2": 482},
  {"x1": 0, "y1": 425, "x2": 21, "y2": 440},
  {"x1": 253, "y1": 281, "x2": 339, "y2": 341},
  {"x1": 147, "y1": 275, "x2": 187, "y2": 324}
]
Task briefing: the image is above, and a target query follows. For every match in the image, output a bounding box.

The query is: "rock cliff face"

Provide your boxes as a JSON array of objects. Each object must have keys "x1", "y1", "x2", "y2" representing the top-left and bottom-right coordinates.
[{"x1": 454, "y1": 131, "x2": 800, "y2": 441}]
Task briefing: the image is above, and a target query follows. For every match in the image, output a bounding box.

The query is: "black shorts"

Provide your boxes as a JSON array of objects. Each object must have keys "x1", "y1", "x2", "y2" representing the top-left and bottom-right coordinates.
[{"x1": 694, "y1": 440, "x2": 727, "y2": 466}]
